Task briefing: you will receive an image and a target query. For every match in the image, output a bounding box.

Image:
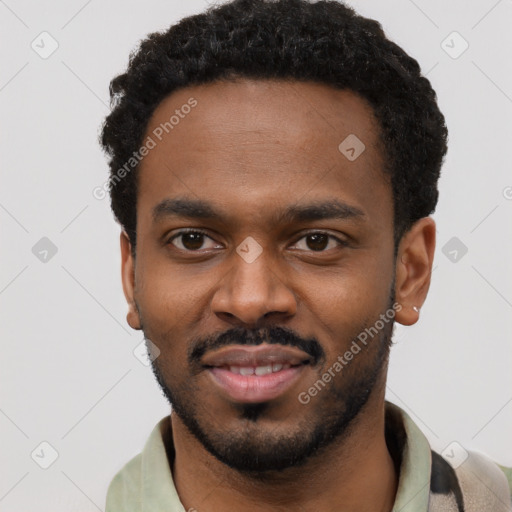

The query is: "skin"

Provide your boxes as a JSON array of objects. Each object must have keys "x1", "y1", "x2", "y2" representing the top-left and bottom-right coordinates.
[{"x1": 120, "y1": 79, "x2": 436, "y2": 512}]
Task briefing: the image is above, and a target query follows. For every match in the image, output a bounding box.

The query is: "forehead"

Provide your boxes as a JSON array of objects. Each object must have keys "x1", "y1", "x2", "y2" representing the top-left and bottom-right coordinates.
[{"x1": 136, "y1": 79, "x2": 390, "y2": 229}]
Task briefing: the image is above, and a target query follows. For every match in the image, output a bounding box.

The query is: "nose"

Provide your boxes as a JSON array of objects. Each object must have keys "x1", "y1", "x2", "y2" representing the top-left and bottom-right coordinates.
[{"x1": 211, "y1": 241, "x2": 297, "y2": 328}]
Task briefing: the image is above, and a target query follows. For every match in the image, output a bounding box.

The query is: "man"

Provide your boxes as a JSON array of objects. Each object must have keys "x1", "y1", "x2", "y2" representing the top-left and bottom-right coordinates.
[{"x1": 100, "y1": 0, "x2": 512, "y2": 510}]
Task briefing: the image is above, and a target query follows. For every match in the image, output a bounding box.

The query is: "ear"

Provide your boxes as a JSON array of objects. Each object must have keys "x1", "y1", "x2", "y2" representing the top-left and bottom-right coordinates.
[
  {"x1": 120, "y1": 231, "x2": 142, "y2": 330},
  {"x1": 394, "y1": 217, "x2": 436, "y2": 326}
]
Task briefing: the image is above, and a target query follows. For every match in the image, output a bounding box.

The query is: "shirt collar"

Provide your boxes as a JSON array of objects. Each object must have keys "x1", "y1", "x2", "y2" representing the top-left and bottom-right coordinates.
[
  {"x1": 140, "y1": 416, "x2": 183, "y2": 511},
  {"x1": 385, "y1": 401, "x2": 432, "y2": 511}
]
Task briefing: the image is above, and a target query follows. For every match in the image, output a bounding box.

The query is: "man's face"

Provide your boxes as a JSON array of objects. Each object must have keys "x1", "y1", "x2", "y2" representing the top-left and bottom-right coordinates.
[{"x1": 126, "y1": 79, "x2": 398, "y2": 472}]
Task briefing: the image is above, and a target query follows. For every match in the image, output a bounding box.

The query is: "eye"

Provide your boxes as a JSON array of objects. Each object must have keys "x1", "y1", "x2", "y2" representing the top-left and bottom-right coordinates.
[
  {"x1": 291, "y1": 232, "x2": 347, "y2": 252},
  {"x1": 166, "y1": 230, "x2": 347, "y2": 253},
  {"x1": 167, "y1": 229, "x2": 222, "y2": 251}
]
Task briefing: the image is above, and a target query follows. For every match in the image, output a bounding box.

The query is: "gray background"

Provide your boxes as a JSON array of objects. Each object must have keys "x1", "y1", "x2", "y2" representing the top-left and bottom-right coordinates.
[{"x1": 1, "y1": 0, "x2": 511, "y2": 510}]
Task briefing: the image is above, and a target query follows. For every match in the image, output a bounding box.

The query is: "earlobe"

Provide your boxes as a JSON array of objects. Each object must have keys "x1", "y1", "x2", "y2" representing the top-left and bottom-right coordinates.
[
  {"x1": 394, "y1": 217, "x2": 436, "y2": 327},
  {"x1": 120, "y1": 231, "x2": 142, "y2": 330}
]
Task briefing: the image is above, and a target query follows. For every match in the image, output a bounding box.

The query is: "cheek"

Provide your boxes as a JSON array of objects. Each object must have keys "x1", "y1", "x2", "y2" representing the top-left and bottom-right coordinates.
[
  {"x1": 134, "y1": 255, "x2": 219, "y2": 360},
  {"x1": 135, "y1": 250, "x2": 205, "y2": 320},
  {"x1": 301, "y1": 258, "x2": 394, "y2": 355}
]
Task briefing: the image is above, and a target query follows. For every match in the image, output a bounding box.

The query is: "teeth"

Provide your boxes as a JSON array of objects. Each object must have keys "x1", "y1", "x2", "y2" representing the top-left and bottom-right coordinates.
[
  {"x1": 255, "y1": 365, "x2": 273, "y2": 376},
  {"x1": 227, "y1": 363, "x2": 292, "y2": 375}
]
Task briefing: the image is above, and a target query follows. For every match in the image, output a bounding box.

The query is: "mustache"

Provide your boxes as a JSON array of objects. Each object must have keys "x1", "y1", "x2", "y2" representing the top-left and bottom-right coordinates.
[{"x1": 188, "y1": 325, "x2": 325, "y2": 366}]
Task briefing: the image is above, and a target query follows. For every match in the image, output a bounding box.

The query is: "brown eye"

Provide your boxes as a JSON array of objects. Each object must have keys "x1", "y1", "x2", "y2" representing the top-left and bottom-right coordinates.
[
  {"x1": 180, "y1": 232, "x2": 205, "y2": 250},
  {"x1": 292, "y1": 232, "x2": 346, "y2": 252},
  {"x1": 168, "y1": 230, "x2": 220, "y2": 251},
  {"x1": 307, "y1": 234, "x2": 328, "y2": 251}
]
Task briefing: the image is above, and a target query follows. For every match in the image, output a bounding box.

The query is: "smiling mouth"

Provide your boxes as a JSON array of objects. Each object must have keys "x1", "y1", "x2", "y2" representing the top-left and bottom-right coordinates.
[
  {"x1": 201, "y1": 344, "x2": 313, "y2": 403},
  {"x1": 200, "y1": 343, "x2": 314, "y2": 368}
]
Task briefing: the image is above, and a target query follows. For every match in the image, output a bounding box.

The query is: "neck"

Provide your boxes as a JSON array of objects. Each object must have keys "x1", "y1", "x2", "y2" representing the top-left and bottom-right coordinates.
[{"x1": 169, "y1": 393, "x2": 397, "y2": 512}]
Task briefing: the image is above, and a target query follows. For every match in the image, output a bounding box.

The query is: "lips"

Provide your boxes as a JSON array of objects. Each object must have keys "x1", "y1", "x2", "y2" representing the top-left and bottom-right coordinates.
[
  {"x1": 201, "y1": 343, "x2": 313, "y2": 368},
  {"x1": 202, "y1": 344, "x2": 313, "y2": 403}
]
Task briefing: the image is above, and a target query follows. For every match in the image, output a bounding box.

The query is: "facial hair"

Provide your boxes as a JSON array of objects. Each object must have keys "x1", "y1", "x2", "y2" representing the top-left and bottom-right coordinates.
[{"x1": 143, "y1": 295, "x2": 395, "y2": 475}]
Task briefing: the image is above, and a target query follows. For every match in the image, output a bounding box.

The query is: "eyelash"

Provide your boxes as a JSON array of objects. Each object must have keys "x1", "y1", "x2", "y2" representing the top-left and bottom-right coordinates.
[{"x1": 167, "y1": 228, "x2": 348, "y2": 253}]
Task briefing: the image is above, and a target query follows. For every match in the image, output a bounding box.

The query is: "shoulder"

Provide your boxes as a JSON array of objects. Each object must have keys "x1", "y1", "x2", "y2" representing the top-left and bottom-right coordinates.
[
  {"x1": 429, "y1": 448, "x2": 512, "y2": 512},
  {"x1": 105, "y1": 452, "x2": 143, "y2": 512},
  {"x1": 104, "y1": 415, "x2": 174, "y2": 511}
]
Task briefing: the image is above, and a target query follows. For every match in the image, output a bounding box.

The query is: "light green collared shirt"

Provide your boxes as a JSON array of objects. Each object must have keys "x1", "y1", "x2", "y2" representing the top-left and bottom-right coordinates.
[{"x1": 105, "y1": 401, "x2": 512, "y2": 512}]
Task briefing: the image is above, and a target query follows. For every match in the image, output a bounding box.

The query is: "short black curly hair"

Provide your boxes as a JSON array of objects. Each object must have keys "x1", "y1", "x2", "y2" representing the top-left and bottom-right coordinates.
[{"x1": 99, "y1": 0, "x2": 447, "y2": 250}]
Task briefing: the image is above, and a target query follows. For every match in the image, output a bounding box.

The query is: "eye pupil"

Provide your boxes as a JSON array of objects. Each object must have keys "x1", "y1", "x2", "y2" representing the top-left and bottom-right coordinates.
[
  {"x1": 307, "y1": 233, "x2": 328, "y2": 251},
  {"x1": 182, "y1": 233, "x2": 204, "y2": 250}
]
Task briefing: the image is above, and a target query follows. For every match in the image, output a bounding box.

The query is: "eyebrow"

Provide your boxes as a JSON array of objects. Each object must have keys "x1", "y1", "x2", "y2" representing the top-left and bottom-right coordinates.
[{"x1": 152, "y1": 197, "x2": 366, "y2": 225}]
